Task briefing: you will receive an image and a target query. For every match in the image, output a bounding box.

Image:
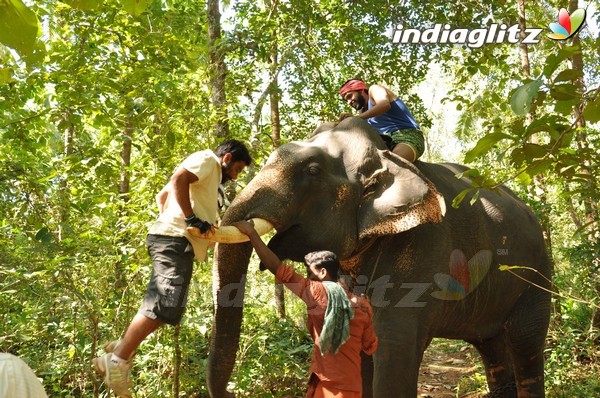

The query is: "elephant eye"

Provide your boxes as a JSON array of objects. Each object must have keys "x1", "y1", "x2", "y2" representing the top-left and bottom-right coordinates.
[
  {"x1": 363, "y1": 179, "x2": 377, "y2": 197},
  {"x1": 307, "y1": 163, "x2": 320, "y2": 176}
]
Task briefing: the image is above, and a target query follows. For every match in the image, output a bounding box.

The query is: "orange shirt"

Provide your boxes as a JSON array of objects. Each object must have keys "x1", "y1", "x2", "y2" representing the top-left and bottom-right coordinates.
[{"x1": 275, "y1": 264, "x2": 378, "y2": 393}]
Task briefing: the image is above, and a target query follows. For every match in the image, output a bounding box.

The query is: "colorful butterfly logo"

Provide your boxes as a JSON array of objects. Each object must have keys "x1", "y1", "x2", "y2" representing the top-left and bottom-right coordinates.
[
  {"x1": 430, "y1": 249, "x2": 492, "y2": 301},
  {"x1": 548, "y1": 8, "x2": 586, "y2": 40}
]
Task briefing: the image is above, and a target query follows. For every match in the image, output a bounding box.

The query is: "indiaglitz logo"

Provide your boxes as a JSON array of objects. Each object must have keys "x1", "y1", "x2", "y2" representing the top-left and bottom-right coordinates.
[
  {"x1": 430, "y1": 249, "x2": 492, "y2": 301},
  {"x1": 392, "y1": 24, "x2": 543, "y2": 48},
  {"x1": 548, "y1": 8, "x2": 587, "y2": 40}
]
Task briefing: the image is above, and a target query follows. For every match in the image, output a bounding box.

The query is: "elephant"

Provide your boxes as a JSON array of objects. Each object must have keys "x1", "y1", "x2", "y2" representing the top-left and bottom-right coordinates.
[{"x1": 204, "y1": 117, "x2": 552, "y2": 397}]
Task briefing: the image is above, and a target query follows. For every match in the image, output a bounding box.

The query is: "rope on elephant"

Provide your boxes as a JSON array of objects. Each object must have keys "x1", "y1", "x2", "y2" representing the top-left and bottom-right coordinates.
[{"x1": 366, "y1": 248, "x2": 384, "y2": 296}]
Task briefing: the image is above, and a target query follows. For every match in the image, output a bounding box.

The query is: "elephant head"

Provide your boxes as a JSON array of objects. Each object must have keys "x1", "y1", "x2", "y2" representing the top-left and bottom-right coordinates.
[{"x1": 205, "y1": 117, "x2": 445, "y2": 397}]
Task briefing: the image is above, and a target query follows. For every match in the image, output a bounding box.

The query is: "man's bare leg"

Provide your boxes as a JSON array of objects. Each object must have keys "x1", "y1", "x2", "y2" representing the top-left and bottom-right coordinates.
[
  {"x1": 392, "y1": 143, "x2": 417, "y2": 163},
  {"x1": 114, "y1": 314, "x2": 163, "y2": 360}
]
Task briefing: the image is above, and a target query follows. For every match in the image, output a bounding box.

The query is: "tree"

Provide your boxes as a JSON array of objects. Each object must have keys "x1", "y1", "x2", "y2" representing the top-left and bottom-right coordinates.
[
  {"x1": 208, "y1": 0, "x2": 230, "y2": 139},
  {"x1": 1, "y1": 0, "x2": 598, "y2": 396}
]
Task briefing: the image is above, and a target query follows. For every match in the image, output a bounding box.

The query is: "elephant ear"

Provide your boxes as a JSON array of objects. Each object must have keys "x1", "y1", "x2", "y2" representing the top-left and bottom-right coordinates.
[
  {"x1": 311, "y1": 121, "x2": 337, "y2": 137},
  {"x1": 358, "y1": 151, "x2": 446, "y2": 239}
]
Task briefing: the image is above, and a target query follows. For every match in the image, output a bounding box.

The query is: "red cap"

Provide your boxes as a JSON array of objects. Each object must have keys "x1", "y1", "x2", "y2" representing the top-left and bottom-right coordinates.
[{"x1": 339, "y1": 79, "x2": 368, "y2": 96}]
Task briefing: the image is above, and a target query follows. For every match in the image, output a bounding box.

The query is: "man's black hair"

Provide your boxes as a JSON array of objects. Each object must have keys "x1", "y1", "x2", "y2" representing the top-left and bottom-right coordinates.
[
  {"x1": 305, "y1": 250, "x2": 340, "y2": 281},
  {"x1": 214, "y1": 139, "x2": 252, "y2": 165}
]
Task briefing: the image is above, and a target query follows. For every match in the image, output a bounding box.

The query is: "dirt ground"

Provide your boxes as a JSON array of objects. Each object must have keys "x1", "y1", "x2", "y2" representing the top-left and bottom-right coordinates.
[{"x1": 417, "y1": 340, "x2": 485, "y2": 398}]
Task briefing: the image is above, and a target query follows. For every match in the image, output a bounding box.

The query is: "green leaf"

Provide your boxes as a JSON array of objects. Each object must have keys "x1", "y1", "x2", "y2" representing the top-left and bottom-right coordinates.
[
  {"x1": 0, "y1": 0, "x2": 40, "y2": 56},
  {"x1": 0, "y1": 67, "x2": 12, "y2": 83},
  {"x1": 554, "y1": 98, "x2": 579, "y2": 116},
  {"x1": 542, "y1": 48, "x2": 580, "y2": 79},
  {"x1": 523, "y1": 115, "x2": 566, "y2": 139},
  {"x1": 557, "y1": 163, "x2": 578, "y2": 178},
  {"x1": 498, "y1": 265, "x2": 522, "y2": 271},
  {"x1": 510, "y1": 79, "x2": 543, "y2": 116},
  {"x1": 469, "y1": 189, "x2": 480, "y2": 206},
  {"x1": 515, "y1": 171, "x2": 532, "y2": 186},
  {"x1": 63, "y1": 0, "x2": 101, "y2": 11},
  {"x1": 550, "y1": 84, "x2": 580, "y2": 101},
  {"x1": 452, "y1": 188, "x2": 479, "y2": 209},
  {"x1": 452, "y1": 188, "x2": 473, "y2": 208},
  {"x1": 35, "y1": 227, "x2": 53, "y2": 243},
  {"x1": 554, "y1": 69, "x2": 583, "y2": 83},
  {"x1": 522, "y1": 143, "x2": 547, "y2": 160},
  {"x1": 464, "y1": 133, "x2": 512, "y2": 163},
  {"x1": 455, "y1": 168, "x2": 481, "y2": 179},
  {"x1": 543, "y1": 52, "x2": 565, "y2": 79},
  {"x1": 511, "y1": 148, "x2": 523, "y2": 166},
  {"x1": 583, "y1": 95, "x2": 600, "y2": 124},
  {"x1": 119, "y1": 0, "x2": 150, "y2": 17},
  {"x1": 527, "y1": 159, "x2": 553, "y2": 176}
]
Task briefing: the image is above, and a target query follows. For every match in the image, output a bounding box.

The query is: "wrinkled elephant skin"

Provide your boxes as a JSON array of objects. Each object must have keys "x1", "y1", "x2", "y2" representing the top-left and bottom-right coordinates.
[{"x1": 207, "y1": 118, "x2": 551, "y2": 398}]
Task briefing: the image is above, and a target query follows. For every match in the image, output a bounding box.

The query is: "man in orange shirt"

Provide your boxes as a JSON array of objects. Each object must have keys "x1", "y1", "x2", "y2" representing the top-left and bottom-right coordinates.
[{"x1": 233, "y1": 220, "x2": 378, "y2": 397}]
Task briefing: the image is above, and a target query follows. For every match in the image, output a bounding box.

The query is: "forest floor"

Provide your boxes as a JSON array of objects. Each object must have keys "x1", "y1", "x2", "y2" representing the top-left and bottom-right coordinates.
[{"x1": 417, "y1": 339, "x2": 486, "y2": 398}]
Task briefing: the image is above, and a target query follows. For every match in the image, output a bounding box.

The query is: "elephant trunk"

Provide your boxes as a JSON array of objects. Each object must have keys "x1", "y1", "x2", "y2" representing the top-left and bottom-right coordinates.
[
  {"x1": 206, "y1": 240, "x2": 252, "y2": 397},
  {"x1": 207, "y1": 168, "x2": 289, "y2": 397},
  {"x1": 206, "y1": 202, "x2": 255, "y2": 397}
]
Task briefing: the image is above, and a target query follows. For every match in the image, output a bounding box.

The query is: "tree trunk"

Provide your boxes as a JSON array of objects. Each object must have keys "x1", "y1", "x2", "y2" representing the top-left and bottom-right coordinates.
[
  {"x1": 568, "y1": 0, "x2": 598, "y2": 235},
  {"x1": 207, "y1": 0, "x2": 230, "y2": 139},
  {"x1": 115, "y1": 118, "x2": 133, "y2": 289},
  {"x1": 567, "y1": 0, "x2": 600, "y2": 337},
  {"x1": 173, "y1": 324, "x2": 181, "y2": 397},
  {"x1": 517, "y1": 0, "x2": 554, "y2": 261},
  {"x1": 90, "y1": 313, "x2": 100, "y2": 397},
  {"x1": 268, "y1": 3, "x2": 283, "y2": 318},
  {"x1": 516, "y1": 0, "x2": 530, "y2": 78},
  {"x1": 119, "y1": 118, "x2": 132, "y2": 202},
  {"x1": 58, "y1": 109, "x2": 74, "y2": 242},
  {"x1": 270, "y1": 41, "x2": 281, "y2": 149},
  {"x1": 269, "y1": 30, "x2": 286, "y2": 319}
]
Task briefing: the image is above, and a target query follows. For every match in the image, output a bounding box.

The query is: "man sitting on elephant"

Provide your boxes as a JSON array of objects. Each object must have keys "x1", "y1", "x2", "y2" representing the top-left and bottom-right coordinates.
[
  {"x1": 233, "y1": 220, "x2": 378, "y2": 398},
  {"x1": 338, "y1": 78, "x2": 424, "y2": 163}
]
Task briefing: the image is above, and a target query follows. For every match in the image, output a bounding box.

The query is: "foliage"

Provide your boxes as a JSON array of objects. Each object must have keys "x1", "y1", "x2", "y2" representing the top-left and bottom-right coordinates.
[
  {"x1": 229, "y1": 265, "x2": 312, "y2": 397},
  {"x1": 1, "y1": 0, "x2": 599, "y2": 397}
]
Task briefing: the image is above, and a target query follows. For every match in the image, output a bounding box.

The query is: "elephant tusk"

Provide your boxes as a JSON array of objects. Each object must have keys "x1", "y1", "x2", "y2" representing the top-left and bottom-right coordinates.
[{"x1": 186, "y1": 218, "x2": 274, "y2": 243}]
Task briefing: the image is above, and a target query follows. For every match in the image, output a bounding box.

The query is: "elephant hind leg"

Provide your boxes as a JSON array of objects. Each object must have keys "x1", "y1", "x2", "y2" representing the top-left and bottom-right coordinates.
[
  {"x1": 467, "y1": 335, "x2": 516, "y2": 396},
  {"x1": 505, "y1": 286, "x2": 551, "y2": 397}
]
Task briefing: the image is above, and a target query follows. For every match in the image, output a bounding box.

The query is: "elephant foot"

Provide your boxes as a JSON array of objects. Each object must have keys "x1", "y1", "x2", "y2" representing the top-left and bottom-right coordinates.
[{"x1": 484, "y1": 382, "x2": 517, "y2": 398}]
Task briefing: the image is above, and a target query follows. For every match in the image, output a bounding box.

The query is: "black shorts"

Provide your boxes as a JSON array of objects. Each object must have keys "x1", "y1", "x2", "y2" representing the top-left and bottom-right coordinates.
[{"x1": 138, "y1": 234, "x2": 195, "y2": 325}]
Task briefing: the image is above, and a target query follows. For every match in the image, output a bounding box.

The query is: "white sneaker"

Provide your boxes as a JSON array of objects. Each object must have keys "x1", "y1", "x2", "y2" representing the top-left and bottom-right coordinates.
[
  {"x1": 92, "y1": 352, "x2": 132, "y2": 397},
  {"x1": 102, "y1": 340, "x2": 135, "y2": 359},
  {"x1": 103, "y1": 340, "x2": 121, "y2": 353}
]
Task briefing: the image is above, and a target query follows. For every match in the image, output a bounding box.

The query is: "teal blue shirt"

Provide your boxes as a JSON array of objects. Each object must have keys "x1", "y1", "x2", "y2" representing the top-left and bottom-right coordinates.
[{"x1": 367, "y1": 97, "x2": 420, "y2": 135}]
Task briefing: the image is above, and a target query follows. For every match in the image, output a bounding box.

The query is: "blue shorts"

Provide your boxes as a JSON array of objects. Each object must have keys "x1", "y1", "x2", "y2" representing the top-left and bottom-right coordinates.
[{"x1": 138, "y1": 234, "x2": 195, "y2": 325}]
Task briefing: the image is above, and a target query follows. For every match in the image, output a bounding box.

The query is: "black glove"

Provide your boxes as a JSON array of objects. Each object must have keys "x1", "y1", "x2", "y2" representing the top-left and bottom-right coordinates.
[{"x1": 184, "y1": 214, "x2": 212, "y2": 234}]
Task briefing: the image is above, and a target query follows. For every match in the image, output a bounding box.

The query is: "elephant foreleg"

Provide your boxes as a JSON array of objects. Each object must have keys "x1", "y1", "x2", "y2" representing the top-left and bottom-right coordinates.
[{"x1": 372, "y1": 338, "x2": 423, "y2": 398}]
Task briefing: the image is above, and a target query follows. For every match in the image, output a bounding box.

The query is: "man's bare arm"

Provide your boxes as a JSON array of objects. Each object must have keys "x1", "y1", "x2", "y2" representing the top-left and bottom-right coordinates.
[
  {"x1": 156, "y1": 183, "x2": 171, "y2": 213},
  {"x1": 358, "y1": 84, "x2": 391, "y2": 119},
  {"x1": 233, "y1": 220, "x2": 282, "y2": 275},
  {"x1": 171, "y1": 167, "x2": 199, "y2": 217}
]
